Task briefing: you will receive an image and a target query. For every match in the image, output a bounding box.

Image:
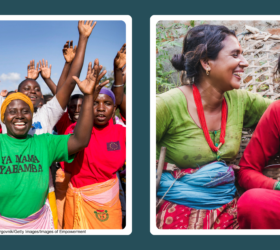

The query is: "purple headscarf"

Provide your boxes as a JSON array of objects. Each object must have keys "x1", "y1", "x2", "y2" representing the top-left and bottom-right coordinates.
[{"x1": 99, "y1": 87, "x2": 116, "y2": 105}]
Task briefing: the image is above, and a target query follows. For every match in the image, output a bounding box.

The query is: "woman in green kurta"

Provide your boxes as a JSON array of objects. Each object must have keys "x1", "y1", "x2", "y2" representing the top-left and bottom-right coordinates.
[{"x1": 156, "y1": 24, "x2": 272, "y2": 229}]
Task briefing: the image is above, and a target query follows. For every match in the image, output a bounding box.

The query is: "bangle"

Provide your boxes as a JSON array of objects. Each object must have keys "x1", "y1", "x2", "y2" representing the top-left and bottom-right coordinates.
[{"x1": 112, "y1": 84, "x2": 125, "y2": 87}]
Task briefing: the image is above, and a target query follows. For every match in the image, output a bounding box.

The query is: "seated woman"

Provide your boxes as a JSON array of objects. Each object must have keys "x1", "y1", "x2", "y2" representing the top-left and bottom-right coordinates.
[
  {"x1": 0, "y1": 61, "x2": 105, "y2": 229},
  {"x1": 156, "y1": 24, "x2": 273, "y2": 229},
  {"x1": 237, "y1": 58, "x2": 280, "y2": 229}
]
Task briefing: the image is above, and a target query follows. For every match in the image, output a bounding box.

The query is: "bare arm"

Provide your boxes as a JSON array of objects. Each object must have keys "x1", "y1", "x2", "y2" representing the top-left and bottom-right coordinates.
[
  {"x1": 39, "y1": 59, "x2": 57, "y2": 95},
  {"x1": 119, "y1": 93, "x2": 126, "y2": 119},
  {"x1": 56, "y1": 40, "x2": 77, "y2": 93},
  {"x1": 112, "y1": 44, "x2": 126, "y2": 106},
  {"x1": 119, "y1": 66, "x2": 126, "y2": 119},
  {"x1": 67, "y1": 61, "x2": 108, "y2": 155},
  {"x1": 56, "y1": 21, "x2": 96, "y2": 110}
]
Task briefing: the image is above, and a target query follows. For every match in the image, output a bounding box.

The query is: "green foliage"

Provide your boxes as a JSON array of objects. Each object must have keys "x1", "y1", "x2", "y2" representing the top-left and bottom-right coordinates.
[
  {"x1": 156, "y1": 22, "x2": 191, "y2": 93},
  {"x1": 100, "y1": 68, "x2": 117, "y2": 91}
]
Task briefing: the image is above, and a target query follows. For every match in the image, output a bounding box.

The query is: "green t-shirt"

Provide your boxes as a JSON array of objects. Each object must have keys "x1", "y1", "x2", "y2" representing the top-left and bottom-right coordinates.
[
  {"x1": 0, "y1": 133, "x2": 74, "y2": 219},
  {"x1": 156, "y1": 88, "x2": 273, "y2": 168}
]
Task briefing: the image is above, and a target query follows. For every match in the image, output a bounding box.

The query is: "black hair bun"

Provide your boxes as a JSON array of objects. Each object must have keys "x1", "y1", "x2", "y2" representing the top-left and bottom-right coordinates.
[{"x1": 171, "y1": 54, "x2": 185, "y2": 71}]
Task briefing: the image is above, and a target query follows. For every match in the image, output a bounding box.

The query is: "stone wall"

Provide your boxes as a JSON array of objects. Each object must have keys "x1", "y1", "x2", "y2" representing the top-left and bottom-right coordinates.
[{"x1": 157, "y1": 20, "x2": 280, "y2": 86}]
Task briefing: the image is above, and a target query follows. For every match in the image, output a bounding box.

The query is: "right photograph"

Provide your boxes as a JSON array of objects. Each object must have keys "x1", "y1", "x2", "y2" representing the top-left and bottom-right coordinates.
[{"x1": 152, "y1": 17, "x2": 280, "y2": 231}]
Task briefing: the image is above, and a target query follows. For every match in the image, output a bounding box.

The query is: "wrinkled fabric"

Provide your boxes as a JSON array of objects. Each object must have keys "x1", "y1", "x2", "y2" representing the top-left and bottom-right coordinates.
[
  {"x1": 156, "y1": 88, "x2": 272, "y2": 168},
  {"x1": 157, "y1": 162, "x2": 236, "y2": 210},
  {"x1": 55, "y1": 168, "x2": 71, "y2": 229},
  {"x1": 238, "y1": 189, "x2": 280, "y2": 229},
  {"x1": 157, "y1": 198, "x2": 239, "y2": 229},
  {"x1": 0, "y1": 199, "x2": 54, "y2": 229},
  {"x1": 64, "y1": 177, "x2": 122, "y2": 229}
]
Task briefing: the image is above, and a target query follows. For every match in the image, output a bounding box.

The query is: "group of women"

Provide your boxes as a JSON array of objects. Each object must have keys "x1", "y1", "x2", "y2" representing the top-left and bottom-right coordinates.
[
  {"x1": 0, "y1": 20, "x2": 126, "y2": 230},
  {"x1": 156, "y1": 24, "x2": 280, "y2": 229}
]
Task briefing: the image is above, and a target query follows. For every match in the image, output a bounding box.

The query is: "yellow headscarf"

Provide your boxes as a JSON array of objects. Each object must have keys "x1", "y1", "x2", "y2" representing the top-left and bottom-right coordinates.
[{"x1": 1, "y1": 92, "x2": 34, "y2": 122}]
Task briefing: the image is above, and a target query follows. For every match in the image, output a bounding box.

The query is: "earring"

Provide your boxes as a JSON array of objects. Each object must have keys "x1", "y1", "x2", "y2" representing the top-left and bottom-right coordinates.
[{"x1": 206, "y1": 69, "x2": 210, "y2": 76}]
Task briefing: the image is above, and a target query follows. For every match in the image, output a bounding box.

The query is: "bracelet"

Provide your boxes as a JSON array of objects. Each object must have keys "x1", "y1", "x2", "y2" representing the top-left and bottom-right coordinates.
[
  {"x1": 112, "y1": 84, "x2": 125, "y2": 87},
  {"x1": 274, "y1": 181, "x2": 280, "y2": 190}
]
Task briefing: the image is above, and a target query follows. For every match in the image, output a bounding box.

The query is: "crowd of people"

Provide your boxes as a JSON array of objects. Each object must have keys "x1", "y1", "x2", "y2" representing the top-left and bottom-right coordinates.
[
  {"x1": 156, "y1": 24, "x2": 280, "y2": 229},
  {"x1": 0, "y1": 20, "x2": 127, "y2": 230}
]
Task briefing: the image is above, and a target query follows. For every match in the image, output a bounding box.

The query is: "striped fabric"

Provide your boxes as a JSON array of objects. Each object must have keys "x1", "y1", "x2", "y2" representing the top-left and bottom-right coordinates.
[{"x1": 0, "y1": 200, "x2": 54, "y2": 229}]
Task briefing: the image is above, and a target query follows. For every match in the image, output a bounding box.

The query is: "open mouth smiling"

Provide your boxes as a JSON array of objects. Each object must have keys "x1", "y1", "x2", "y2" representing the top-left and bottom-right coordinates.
[
  {"x1": 74, "y1": 114, "x2": 80, "y2": 120},
  {"x1": 233, "y1": 71, "x2": 243, "y2": 80},
  {"x1": 29, "y1": 95, "x2": 37, "y2": 101},
  {"x1": 13, "y1": 122, "x2": 27, "y2": 130}
]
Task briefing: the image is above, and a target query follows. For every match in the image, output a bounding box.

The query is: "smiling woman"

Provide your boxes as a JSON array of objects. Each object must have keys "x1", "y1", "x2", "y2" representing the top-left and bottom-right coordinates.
[
  {"x1": 156, "y1": 24, "x2": 273, "y2": 230},
  {"x1": 0, "y1": 59, "x2": 106, "y2": 229},
  {"x1": 4, "y1": 99, "x2": 33, "y2": 138},
  {"x1": 18, "y1": 79, "x2": 42, "y2": 106}
]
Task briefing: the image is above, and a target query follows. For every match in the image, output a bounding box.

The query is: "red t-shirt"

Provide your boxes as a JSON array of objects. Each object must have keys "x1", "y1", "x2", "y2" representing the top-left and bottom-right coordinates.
[
  {"x1": 56, "y1": 111, "x2": 73, "y2": 135},
  {"x1": 56, "y1": 112, "x2": 74, "y2": 170},
  {"x1": 64, "y1": 118, "x2": 126, "y2": 188},
  {"x1": 238, "y1": 100, "x2": 278, "y2": 190}
]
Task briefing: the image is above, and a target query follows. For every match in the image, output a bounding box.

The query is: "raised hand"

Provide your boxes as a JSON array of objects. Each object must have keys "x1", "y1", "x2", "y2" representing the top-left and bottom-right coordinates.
[
  {"x1": 78, "y1": 20, "x2": 97, "y2": 38},
  {"x1": 73, "y1": 59, "x2": 108, "y2": 96},
  {"x1": 0, "y1": 90, "x2": 8, "y2": 97},
  {"x1": 114, "y1": 43, "x2": 126, "y2": 69},
  {"x1": 26, "y1": 60, "x2": 40, "y2": 80},
  {"x1": 39, "y1": 59, "x2": 52, "y2": 79},
  {"x1": 87, "y1": 58, "x2": 103, "y2": 80},
  {"x1": 63, "y1": 40, "x2": 77, "y2": 63}
]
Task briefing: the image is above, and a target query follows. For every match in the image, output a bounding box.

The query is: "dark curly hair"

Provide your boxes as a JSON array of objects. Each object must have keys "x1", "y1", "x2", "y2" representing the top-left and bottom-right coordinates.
[{"x1": 171, "y1": 24, "x2": 236, "y2": 84}]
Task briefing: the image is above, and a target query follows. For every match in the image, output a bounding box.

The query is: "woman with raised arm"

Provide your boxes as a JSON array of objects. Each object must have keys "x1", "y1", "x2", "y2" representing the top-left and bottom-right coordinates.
[
  {"x1": 156, "y1": 24, "x2": 272, "y2": 230},
  {"x1": 55, "y1": 59, "x2": 107, "y2": 229},
  {"x1": 0, "y1": 62, "x2": 105, "y2": 229},
  {"x1": 0, "y1": 20, "x2": 96, "y2": 229},
  {"x1": 62, "y1": 60, "x2": 126, "y2": 230},
  {"x1": 55, "y1": 45, "x2": 127, "y2": 229}
]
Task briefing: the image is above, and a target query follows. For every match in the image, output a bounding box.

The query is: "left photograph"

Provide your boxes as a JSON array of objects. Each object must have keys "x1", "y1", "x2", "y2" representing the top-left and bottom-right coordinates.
[{"x1": 0, "y1": 18, "x2": 130, "y2": 233}]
